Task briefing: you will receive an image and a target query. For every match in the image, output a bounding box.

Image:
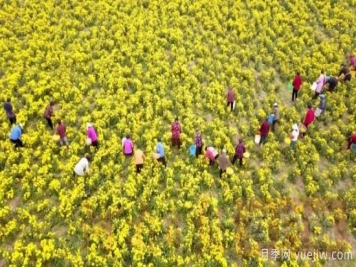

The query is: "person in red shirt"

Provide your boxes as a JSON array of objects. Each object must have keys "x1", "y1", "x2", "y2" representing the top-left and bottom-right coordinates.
[
  {"x1": 292, "y1": 72, "x2": 302, "y2": 101},
  {"x1": 226, "y1": 87, "x2": 236, "y2": 112},
  {"x1": 171, "y1": 117, "x2": 182, "y2": 149},
  {"x1": 259, "y1": 118, "x2": 270, "y2": 145},
  {"x1": 347, "y1": 133, "x2": 356, "y2": 149},
  {"x1": 56, "y1": 119, "x2": 69, "y2": 147},
  {"x1": 303, "y1": 104, "x2": 315, "y2": 128}
]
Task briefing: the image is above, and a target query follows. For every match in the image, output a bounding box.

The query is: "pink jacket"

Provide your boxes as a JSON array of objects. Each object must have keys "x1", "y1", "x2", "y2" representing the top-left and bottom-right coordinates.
[
  {"x1": 316, "y1": 74, "x2": 325, "y2": 93},
  {"x1": 227, "y1": 89, "x2": 236, "y2": 102},
  {"x1": 123, "y1": 139, "x2": 133, "y2": 154},
  {"x1": 87, "y1": 127, "x2": 98, "y2": 142}
]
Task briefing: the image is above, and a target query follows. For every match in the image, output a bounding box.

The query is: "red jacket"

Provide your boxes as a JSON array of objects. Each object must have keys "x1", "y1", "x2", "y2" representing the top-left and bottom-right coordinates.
[
  {"x1": 303, "y1": 109, "x2": 315, "y2": 126},
  {"x1": 227, "y1": 89, "x2": 235, "y2": 102},
  {"x1": 292, "y1": 75, "x2": 302, "y2": 90},
  {"x1": 260, "y1": 120, "x2": 270, "y2": 135}
]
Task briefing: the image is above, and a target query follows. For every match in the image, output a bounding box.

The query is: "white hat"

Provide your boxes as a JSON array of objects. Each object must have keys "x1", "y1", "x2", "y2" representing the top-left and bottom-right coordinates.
[
  {"x1": 86, "y1": 123, "x2": 93, "y2": 128},
  {"x1": 273, "y1": 103, "x2": 278, "y2": 107},
  {"x1": 292, "y1": 123, "x2": 299, "y2": 130},
  {"x1": 222, "y1": 149, "x2": 227, "y2": 154}
]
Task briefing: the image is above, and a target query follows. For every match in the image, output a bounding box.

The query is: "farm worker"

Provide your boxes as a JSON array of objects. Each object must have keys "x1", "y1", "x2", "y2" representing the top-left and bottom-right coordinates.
[
  {"x1": 339, "y1": 63, "x2": 351, "y2": 82},
  {"x1": 303, "y1": 104, "x2": 315, "y2": 128},
  {"x1": 9, "y1": 123, "x2": 24, "y2": 149},
  {"x1": 349, "y1": 55, "x2": 356, "y2": 70},
  {"x1": 218, "y1": 149, "x2": 231, "y2": 178},
  {"x1": 272, "y1": 103, "x2": 280, "y2": 132},
  {"x1": 259, "y1": 118, "x2": 270, "y2": 145},
  {"x1": 317, "y1": 94, "x2": 326, "y2": 115},
  {"x1": 43, "y1": 101, "x2": 55, "y2": 130},
  {"x1": 86, "y1": 123, "x2": 98, "y2": 148},
  {"x1": 313, "y1": 70, "x2": 325, "y2": 99},
  {"x1": 205, "y1": 146, "x2": 219, "y2": 166},
  {"x1": 56, "y1": 119, "x2": 69, "y2": 147},
  {"x1": 156, "y1": 138, "x2": 166, "y2": 167},
  {"x1": 232, "y1": 139, "x2": 246, "y2": 166},
  {"x1": 194, "y1": 129, "x2": 203, "y2": 157},
  {"x1": 123, "y1": 134, "x2": 134, "y2": 156},
  {"x1": 73, "y1": 154, "x2": 91, "y2": 177},
  {"x1": 325, "y1": 76, "x2": 338, "y2": 92},
  {"x1": 3, "y1": 98, "x2": 16, "y2": 125},
  {"x1": 290, "y1": 123, "x2": 299, "y2": 149},
  {"x1": 226, "y1": 87, "x2": 236, "y2": 112},
  {"x1": 134, "y1": 148, "x2": 145, "y2": 173},
  {"x1": 347, "y1": 133, "x2": 356, "y2": 149},
  {"x1": 171, "y1": 117, "x2": 182, "y2": 149},
  {"x1": 292, "y1": 72, "x2": 302, "y2": 101}
]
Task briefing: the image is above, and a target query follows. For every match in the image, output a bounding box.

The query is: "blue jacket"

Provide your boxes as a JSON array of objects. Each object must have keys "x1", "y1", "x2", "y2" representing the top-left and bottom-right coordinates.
[
  {"x1": 156, "y1": 142, "x2": 165, "y2": 157},
  {"x1": 10, "y1": 125, "x2": 22, "y2": 140}
]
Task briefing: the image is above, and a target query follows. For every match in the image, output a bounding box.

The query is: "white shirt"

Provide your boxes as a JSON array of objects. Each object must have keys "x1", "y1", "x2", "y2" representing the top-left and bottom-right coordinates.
[
  {"x1": 74, "y1": 157, "x2": 89, "y2": 176},
  {"x1": 291, "y1": 129, "x2": 299, "y2": 141}
]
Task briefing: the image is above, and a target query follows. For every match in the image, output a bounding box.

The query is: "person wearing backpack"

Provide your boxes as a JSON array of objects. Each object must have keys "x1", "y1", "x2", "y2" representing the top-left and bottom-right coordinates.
[{"x1": 232, "y1": 139, "x2": 246, "y2": 166}]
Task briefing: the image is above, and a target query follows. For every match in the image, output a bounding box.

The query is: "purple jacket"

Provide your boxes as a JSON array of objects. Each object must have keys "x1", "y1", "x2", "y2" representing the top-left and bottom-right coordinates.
[{"x1": 87, "y1": 127, "x2": 98, "y2": 142}]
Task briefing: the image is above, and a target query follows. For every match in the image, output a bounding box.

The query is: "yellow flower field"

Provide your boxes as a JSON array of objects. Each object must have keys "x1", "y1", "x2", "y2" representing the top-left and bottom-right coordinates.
[{"x1": 0, "y1": 0, "x2": 356, "y2": 265}]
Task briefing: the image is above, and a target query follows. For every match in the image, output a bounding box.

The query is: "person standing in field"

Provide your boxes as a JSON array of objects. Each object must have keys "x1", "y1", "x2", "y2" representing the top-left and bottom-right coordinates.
[
  {"x1": 324, "y1": 76, "x2": 338, "y2": 92},
  {"x1": 123, "y1": 134, "x2": 134, "y2": 156},
  {"x1": 292, "y1": 72, "x2": 302, "y2": 101},
  {"x1": 156, "y1": 138, "x2": 166, "y2": 167},
  {"x1": 316, "y1": 94, "x2": 326, "y2": 116},
  {"x1": 3, "y1": 98, "x2": 16, "y2": 125},
  {"x1": 205, "y1": 146, "x2": 219, "y2": 166},
  {"x1": 313, "y1": 71, "x2": 325, "y2": 99},
  {"x1": 43, "y1": 101, "x2": 55, "y2": 130},
  {"x1": 339, "y1": 63, "x2": 351, "y2": 82},
  {"x1": 232, "y1": 139, "x2": 246, "y2": 166},
  {"x1": 194, "y1": 129, "x2": 203, "y2": 157},
  {"x1": 56, "y1": 119, "x2": 69, "y2": 147},
  {"x1": 73, "y1": 153, "x2": 91, "y2": 195},
  {"x1": 171, "y1": 117, "x2": 182, "y2": 149},
  {"x1": 9, "y1": 123, "x2": 24, "y2": 149},
  {"x1": 218, "y1": 149, "x2": 231, "y2": 178},
  {"x1": 303, "y1": 104, "x2": 315, "y2": 128},
  {"x1": 259, "y1": 118, "x2": 270, "y2": 145},
  {"x1": 290, "y1": 123, "x2": 299, "y2": 149},
  {"x1": 134, "y1": 148, "x2": 145, "y2": 173},
  {"x1": 226, "y1": 87, "x2": 236, "y2": 112},
  {"x1": 86, "y1": 123, "x2": 98, "y2": 149},
  {"x1": 349, "y1": 55, "x2": 356, "y2": 70},
  {"x1": 272, "y1": 103, "x2": 280, "y2": 132}
]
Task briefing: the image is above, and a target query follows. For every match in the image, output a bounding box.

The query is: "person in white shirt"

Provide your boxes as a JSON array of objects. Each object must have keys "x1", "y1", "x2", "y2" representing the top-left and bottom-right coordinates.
[
  {"x1": 73, "y1": 154, "x2": 91, "y2": 177},
  {"x1": 290, "y1": 124, "x2": 299, "y2": 149}
]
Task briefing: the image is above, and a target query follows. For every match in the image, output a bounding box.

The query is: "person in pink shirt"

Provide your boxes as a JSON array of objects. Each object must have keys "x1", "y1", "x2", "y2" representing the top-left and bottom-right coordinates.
[
  {"x1": 123, "y1": 134, "x2": 134, "y2": 156},
  {"x1": 226, "y1": 87, "x2": 236, "y2": 112},
  {"x1": 86, "y1": 123, "x2": 98, "y2": 149}
]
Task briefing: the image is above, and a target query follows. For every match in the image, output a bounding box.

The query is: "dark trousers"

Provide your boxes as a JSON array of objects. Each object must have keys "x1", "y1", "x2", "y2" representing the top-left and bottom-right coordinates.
[
  {"x1": 171, "y1": 138, "x2": 181, "y2": 149},
  {"x1": 92, "y1": 140, "x2": 99, "y2": 148},
  {"x1": 158, "y1": 156, "x2": 167, "y2": 167},
  {"x1": 272, "y1": 119, "x2": 279, "y2": 132},
  {"x1": 45, "y1": 117, "x2": 53, "y2": 130},
  {"x1": 292, "y1": 88, "x2": 298, "y2": 101},
  {"x1": 232, "y1": 155, "x2": 243, "y2": 166},
  {"x1": 136, "y1": 164, "x2": 143, "y2": 173},
  {"x1": 344, "y1": 73, "x2": 351, "y2": 81},
  {"x1": 313, "y1": 92, "x2": 320, "y2": 99},
  {"x1": 195, "y1": 146, "x2": 202, "y2": 157},
  {"x1": 227, "y1": 102, "x2": 233, "y2": 111},
  {"x1": 220, "y1": 169, "x2": 226, "y2": 178},
  {"x1": 10, "y1": 139, "x2": 24, "y2": 148},
  {"x1": 260, "y1": 135, "x2": 267, "y2": 145},
  {"x1": 8, "y1": 116, "x2": 16, "y2": 125}
]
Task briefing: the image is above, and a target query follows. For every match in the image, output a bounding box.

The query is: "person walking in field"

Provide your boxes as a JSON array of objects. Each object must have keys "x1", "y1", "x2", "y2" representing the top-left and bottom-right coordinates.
[
  {"x1": 86, "y1": 123, "x2": 98, "y2": 149},
  {"x1": 271, "y1": 103, "x2": 280, "y2": 132},
  {"x1": 290, "y1": 123, "x2": 299, "y2": 149},
  {"x1": 303, "y1": 104, "x2": 315, "y2": 128},
  {"x1": 9, "y1": 123, "x2": 24, "y2": 149},
  {"x1": 43, "y1": 101, "x2": 55, "y2": 130},
  {"x1": 324, "y1": 76, "x2": 338, "y2": 92},
  {"x1": 259, "y1": 118, "x2": 270, "y2": 145},
  {"x1": 56, "y1": 119, "x2": 69, "y2": 147},
  {"x1": 226, "y1": 87, "x2": 236, "y2": 112},
  {"x1": 315, "y1": 94, "x2": 326, "y2": 117},
  {"x1": 292, "y1": 72, "x2": 302, "y2": 101},
  {"x1": 123, "y1": 135, "x2": 134, "y2": 156},
  {"x1": 156, "y1": 138, "x2": 167, "y2": 167},
  {"x1": 4, "y1": 98, "x2": 16, "y2": 125},
  {"x1": 194, "y1": 129, "x2": 203, "y2": 157},
  {"x1": 346, "y1": 133, "x2": 356, "y2": 149},
  {"x1": 339, "y1": 63, "x2": 351, "y2": 82},
  {"x1": 205, "y1": 146, "x2": 219, "y2": 166},
  {"x1": 313, "y1": 71, "x2": 326, "y2": 99},
  {"x1": 73, "y1": 153, "x2": 91, "y2": 195},
  {"x1": 218, "y1": 149, "x2": 231, "y2": 178},
  {"x1": 232, "y1": 139, "x2": 246, "y2": 166},
  {"x1": 134, "y1": 148, "x2": 145, "y2": 173},
  {"x1": 171, "y1": 117, "x2": 181, "y2": 149}
]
